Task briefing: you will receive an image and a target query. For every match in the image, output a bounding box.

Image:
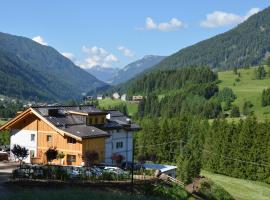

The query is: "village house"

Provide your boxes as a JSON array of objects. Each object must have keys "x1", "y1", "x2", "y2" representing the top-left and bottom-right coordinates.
[
  {"x1": 112, "y1": 92, "x2": 120, "y2": 99},
  {"x1": 0, "y1": 106, "x2": 140, "y2": 166},
  {"x1": 97, "y1": 94, "x2": 103, "y2": 100},
  {"x1": 121, "y1": 94, "x2": 127, "y2": 101},
  {"x1": 132, "y1": 95, "x2": 143, "y2": 102}
]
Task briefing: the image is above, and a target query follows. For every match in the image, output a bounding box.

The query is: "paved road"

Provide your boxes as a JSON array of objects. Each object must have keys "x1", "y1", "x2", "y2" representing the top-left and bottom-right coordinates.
[{"x1": 0, "y1": 162, "x2": 18, "y2": 197}]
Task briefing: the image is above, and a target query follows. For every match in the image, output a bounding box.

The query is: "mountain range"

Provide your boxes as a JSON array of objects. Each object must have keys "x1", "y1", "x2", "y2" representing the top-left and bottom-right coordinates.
[
  {"x1": 109, "y1": 55, "x2": 166, "y2": 85},
  {"x1": 85, "y1": 66, "x2": 119, "y2": 83},
  {"x1": 85, "y1": 55, "x2": 166, "y2": 84},
  {"x1": 115, "y1": 6, "x2": 270, "y2": 94},
  {"x1": 149, "y1": 6, "x2": 270, "y2": 71},
  {"x1": 0, "y1": 32, "x2": 106, "y2": 101}
]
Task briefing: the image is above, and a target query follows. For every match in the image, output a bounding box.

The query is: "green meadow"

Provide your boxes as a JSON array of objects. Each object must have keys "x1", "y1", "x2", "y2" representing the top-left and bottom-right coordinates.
[
  {"x1": 218, "y1": 67, "x2": 270, "y2": 121},
  {"x1": 202, "y1": 170, "x2": 270, "y2": 200},
  {"x1": 0, "y1": 119, "x2": 6, "y2": 126},
  {"x1": 98, "y1": 98, "x2": 138, "y2": 116}
]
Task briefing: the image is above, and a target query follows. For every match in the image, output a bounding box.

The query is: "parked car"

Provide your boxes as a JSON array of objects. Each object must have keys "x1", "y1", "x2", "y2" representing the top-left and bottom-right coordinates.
[
  {"x1": 104, "y1": 166, "x2": 129, "y2": 177},
  {"x1": 90, "y1": 166, "x2": 102, "y2": 176},
  {"x1": 121, "y1": 162, "x2": 145, "y2": 171}
]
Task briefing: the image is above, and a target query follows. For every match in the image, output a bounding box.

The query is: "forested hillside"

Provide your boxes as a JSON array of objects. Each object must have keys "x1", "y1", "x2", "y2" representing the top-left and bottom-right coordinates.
[
  {"x1": 136, "y1": 116, "x2": 270, "y2": 184},
  {"x1": 0, "y1": 32, "x2": 106, "y2": 101},
  {"x1": 140, "y1": 7, "x2": 270, "y2": 72},
  {"x1": 123, "y1": 67, "x2": 221, "y2": 119}
]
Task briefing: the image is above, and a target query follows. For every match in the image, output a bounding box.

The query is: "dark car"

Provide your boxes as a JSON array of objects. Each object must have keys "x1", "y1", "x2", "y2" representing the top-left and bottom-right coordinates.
[{"x1": 121, "y1": 162, "x2": 145, "y2": 171}]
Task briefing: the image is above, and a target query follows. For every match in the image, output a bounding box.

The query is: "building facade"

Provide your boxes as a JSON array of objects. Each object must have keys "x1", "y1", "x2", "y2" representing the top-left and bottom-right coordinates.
[{"x1": 0, "y1": 106, "x2": 140, "y2": 166}]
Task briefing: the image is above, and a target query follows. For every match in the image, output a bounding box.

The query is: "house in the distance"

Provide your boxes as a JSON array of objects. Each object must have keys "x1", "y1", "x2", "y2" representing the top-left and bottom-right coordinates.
[
  {"x1": 132, "y1": 95, "x2": 143, "y2": 102},
  {"x1": 112, "y1": 92, "x2": 120, "y2": 99},
  {"x1": 0, "y1": 106, "x2": 140, "y2": 166},
  {"x1": 97, "y1": 94, "x2": 103, "y2": 100},
  {"x1": 121, "y1": 94, "x2": 127, "y2": 101}
]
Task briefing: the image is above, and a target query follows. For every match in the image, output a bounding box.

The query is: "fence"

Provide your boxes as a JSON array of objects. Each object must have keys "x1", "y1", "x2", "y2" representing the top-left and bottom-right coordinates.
[{"x1": 12, "y1": 164, "x2": 156, "y2": 183}]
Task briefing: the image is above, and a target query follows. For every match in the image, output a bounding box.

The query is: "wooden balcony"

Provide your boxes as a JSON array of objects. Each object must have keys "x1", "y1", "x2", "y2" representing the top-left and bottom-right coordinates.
[{"x1": 31, "y1": 157, "x2": 43, "y2": 165}]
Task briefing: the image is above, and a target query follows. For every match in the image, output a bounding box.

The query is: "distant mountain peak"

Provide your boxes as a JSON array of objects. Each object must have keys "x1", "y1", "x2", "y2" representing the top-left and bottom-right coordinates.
[{"x1": 110, "y1": 55, "x2": 166, "y2": 85}]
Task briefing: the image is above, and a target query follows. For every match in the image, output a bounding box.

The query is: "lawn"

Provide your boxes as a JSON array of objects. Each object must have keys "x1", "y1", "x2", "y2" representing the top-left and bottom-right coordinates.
[
  {"x1": 0, "y1": 119, "x2": 7, "y2": 126},
  {"x1": 98, "y1": 98, "x2": 138, "y2": 116},
  {"x1": 218, "y1": 67, "x2": 270, "y2": 121},
  {"x1": 0, "y1": 186, "x2": 165, "y2": 200},
  {"x1": 202, "y1": 170, "x2": 270, "y2": 200}
]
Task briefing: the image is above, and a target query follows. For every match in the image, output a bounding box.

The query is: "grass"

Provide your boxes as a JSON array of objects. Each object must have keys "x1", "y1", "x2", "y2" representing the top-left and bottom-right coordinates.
[
  {"x1": 0, "y1": 186, "x2": 165, "y2": 200},
  {"x1": 218, "y1": 66, "x2": 270, "y2": 121},
  {"x1": 0, "y1": 119, "x2": 7, "y2": 126},
  {"x1": 202, "y1": 170, "x2": 270, "y2": 200},
  {"x1": 98, "y1": 98, "x2": 138, "y2": 116}
]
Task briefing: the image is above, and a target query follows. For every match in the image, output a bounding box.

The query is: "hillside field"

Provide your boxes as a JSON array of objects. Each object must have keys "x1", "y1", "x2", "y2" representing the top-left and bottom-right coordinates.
[
  {"x1": 98, "y1": 98, "x2": 138, "y2": 116},
  {"x1": 202, "y1": 170, "x2": 270, "y2": 200},
  {"x1": 0, "y1": 119, "x2": 6, "y2": 126},
  {"x1": 218, "y1": 67, "x2": 270, "y2": 120}
]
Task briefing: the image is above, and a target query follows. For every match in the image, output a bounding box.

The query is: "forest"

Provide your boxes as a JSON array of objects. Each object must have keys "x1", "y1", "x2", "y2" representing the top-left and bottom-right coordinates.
[
  {"x1": 130, "y1": 65, "x2": 270, "y2": 184},
  {"x1": 135, "y1": 116, "x2": 270, "y2": 184}
]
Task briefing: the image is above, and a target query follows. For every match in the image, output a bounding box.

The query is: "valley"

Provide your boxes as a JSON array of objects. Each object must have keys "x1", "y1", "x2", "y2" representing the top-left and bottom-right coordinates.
[{"x1": 0, "y1": 2, "x2": 270, "y2": 200}]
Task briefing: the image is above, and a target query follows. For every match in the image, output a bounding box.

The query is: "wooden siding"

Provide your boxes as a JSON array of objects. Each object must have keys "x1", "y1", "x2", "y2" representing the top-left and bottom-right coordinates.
[
  {"x1": 12, "y1": 113, "x2": 38, "y2": 131},
  {"x1": 87, "y1": 115, "x2": 106, "y2": 125},
  {"x1": 82, "y1": 137, "x2": 106, "y2": 163},
  {"x1": 36, "y1": 119, "x2": 82, "y2": 165},
  {"x1": 10, "y1": 113, "x2": 83, "y2": 165},
  {"x1": 9, "y1": 112, "x2": 108, "y2": 166}
]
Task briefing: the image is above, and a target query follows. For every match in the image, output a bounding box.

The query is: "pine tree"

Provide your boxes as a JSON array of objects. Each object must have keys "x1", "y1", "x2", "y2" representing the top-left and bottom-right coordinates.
[
  {"x1": 230, "y1": 105, "x2": 240, "y2": 117},
  {"x1": 256, "y1": 66, "x2": 266, "y2": 80}
]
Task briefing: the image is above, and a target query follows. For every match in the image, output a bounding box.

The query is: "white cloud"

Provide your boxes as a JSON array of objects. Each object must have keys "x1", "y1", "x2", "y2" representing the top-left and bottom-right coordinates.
[
  {"x1": 200, "y1": 7, "x2": 260, "y2": 28},
  {"x1": 143, "y1": 17, "x2": 184, "y2": 31},
  {"x1": 80, "y1": 46, "x2": 118, "y2": 69},
  {"x1": 32, "y1": 36, "x2": 48, "y2": 45},
  {"x1": 117, "y1": 46, "x2": 135, "y2": 58},
  {"x1": 61, "y1": 52, "x2": 76, "y2": 62}
]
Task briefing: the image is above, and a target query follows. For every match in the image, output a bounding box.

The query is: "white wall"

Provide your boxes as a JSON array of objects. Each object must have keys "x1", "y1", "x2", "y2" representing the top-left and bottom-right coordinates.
[
  {"x1": 10, "y1": 129, "x2": 37, "y2": 163},
  {"x1": 105, "y1": 130, "x2": 133, "y2": 164}
]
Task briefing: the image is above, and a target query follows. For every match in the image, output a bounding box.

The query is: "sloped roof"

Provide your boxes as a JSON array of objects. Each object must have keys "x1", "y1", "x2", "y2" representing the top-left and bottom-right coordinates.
[{"x1": 0, "y1": 106, "x2": 140, "y2": 140}]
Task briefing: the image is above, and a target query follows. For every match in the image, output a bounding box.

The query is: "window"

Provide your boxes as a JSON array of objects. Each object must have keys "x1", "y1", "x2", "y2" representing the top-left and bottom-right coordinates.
[
  {"x1": 67, "y1": 137, "x2": 76, "y2": 144},
  {"x1": 116, "y1": 141, "x2": 123, "y2": 149},
  {"x1": 67, "y1": 155, "x2": 76, "y2": 162},
  {"x1": 31, "y1": 134, "x2": 35, "y2": 141},
  {"x1": 47, "y1": 135, "x2": 52, "y2": 142},
  {"x1": 88, "y1": 117, "x2": 93, "y2": 125},
  {"x1": 30, "y1": 150, "x2": 35, "y2": 157}
]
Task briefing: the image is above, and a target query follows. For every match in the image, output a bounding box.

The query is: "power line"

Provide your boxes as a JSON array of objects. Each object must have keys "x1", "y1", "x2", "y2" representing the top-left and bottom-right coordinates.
[{"x1": 135, "y1": 139, "x2": 270, "y2": 167}]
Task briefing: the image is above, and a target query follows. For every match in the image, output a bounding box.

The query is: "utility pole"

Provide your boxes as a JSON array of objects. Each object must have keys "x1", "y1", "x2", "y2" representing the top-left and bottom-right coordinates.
[{"x1": 131, "y1": 138, "x2": 135, "y2": 193}]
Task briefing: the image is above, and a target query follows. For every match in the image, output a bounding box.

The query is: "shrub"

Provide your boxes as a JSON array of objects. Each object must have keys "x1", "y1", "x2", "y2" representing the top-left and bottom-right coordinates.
[
  {"x1": 11, "y1": 144, "x2": 29, "y2": 167},
  {"x1": 111, "y1": 153, "x2": 124, "y2": 166},
  {"x1": 45, "y1": 147, "x2": 58, "y2": 164},
  {"x1": 84, "y1": 150, "x2": 99, "y2": 166},
  {"x1": 230, "y1": 105, "x2": 240, "y2": 117},
  {"x1": 198, "y1": 179, "x2": 234, "y2": 200}
]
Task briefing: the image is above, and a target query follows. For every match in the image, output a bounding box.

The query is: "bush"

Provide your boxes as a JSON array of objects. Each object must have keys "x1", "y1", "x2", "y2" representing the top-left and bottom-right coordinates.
[
  {"x1": 243, "y1": 101, "x2": 254, "y2": 116},
  {"x1": 197, "y1": 179, "x2": 234, "y2": 200},
  {"x1": 230, "y1": 105, "x2": 240, "y2": 117},
  {"x1": 150, "y1": 184, "x2": 191, "y2": 200}
]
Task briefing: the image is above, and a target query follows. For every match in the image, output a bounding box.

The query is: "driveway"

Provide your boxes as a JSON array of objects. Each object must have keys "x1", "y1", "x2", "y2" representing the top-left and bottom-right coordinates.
[{"x1": 0, "y1": 161, "x2": 18, "y2": 195}]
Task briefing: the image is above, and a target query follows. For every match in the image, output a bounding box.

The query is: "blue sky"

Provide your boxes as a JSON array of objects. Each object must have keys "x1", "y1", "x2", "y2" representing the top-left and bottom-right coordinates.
[{"x1": 0, "y1": 0, "x2": 269, "y2": 69}]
